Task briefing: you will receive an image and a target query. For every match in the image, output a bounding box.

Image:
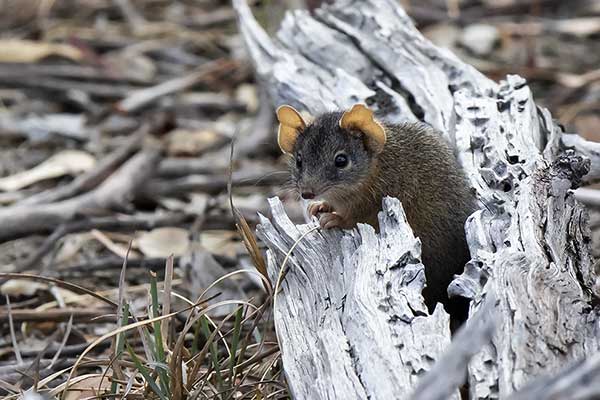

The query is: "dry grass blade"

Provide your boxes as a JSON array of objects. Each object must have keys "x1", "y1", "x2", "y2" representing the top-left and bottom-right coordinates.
[
  {"x1": 227, "y1": 140, "x2": 270, "y2": 294},
  {"x1": 149, "y1": 271, "x2": 171, "y2": 397},
  {"x1": 0, "y1": 273, "x2": 118, "y2": 308},
  {"x1": 49, "y1": 315, "x2": 73, "y2": 369},
  {"x1": 198, "y1": 269, "x2": 270, "y2": 304},
  {"x1": 234, "y1": 215, "x2": 270, "y2": 292},
  {"x1": 58, "y1": 297, "x2": 206, "y2": 399},
  {"x1": 161, "y1": 255, "x2": 174, "y2": 349},
  {"x1": 170, "y1": 299, "x2": 261, "y2": 396},
  {"x1": 222, "y1": 304, "x2": 273, "y2": 400},
  {"x1": 168, "y1": 289, "x2": 258, "y2": 359},
  {"x1": 108, "y1": 246, "x2": 131, "y2": 395},
  {"x1": 13, "y1": 329, "x2": 62, "y2": 392},
  {"x1": 5, "y1": 295, "x2": 22, "y2": 365},
  {"x1": 57, "y1": 292, "x2": 227, "y2": 399},
  {"x1": 0, "y1": 378, "x2": 20, "y2": 396}
]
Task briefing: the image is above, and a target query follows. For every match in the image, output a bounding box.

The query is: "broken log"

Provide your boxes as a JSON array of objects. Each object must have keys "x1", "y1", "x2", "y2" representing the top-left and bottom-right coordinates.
[
  {"x1": 234, "y1": 0, "x2": 600, "y2": 399},
  {"x1": 258, "y1": 197, "x2": 456, "y2": 399}
]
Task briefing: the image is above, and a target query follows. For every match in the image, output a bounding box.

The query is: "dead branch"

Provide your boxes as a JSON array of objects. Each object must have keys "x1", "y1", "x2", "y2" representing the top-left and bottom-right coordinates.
[
  {"x1": 16, "y1": 212, "x2": 191, "y2": 272},
  {"x1": 141, "y1": 168, "x2": 286, "y2": 197},
  {"x1": 115, "y1": 59, "x2": 238, "y2": 113},
  {"x1": 18, "y1": 128, "x2": 143, "y2": 206},
  {"x1": 0, "y1": 147, "x2": 162, "y2": 242},
  {"x1": 0, "y1": 307, "x2": 115, "y2": 323}
]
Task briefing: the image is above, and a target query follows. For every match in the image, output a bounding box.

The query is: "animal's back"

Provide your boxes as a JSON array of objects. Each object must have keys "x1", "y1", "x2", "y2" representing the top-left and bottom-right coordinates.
[{"x1": 376, "y1": 123, "x2": 474, "y2": 310}]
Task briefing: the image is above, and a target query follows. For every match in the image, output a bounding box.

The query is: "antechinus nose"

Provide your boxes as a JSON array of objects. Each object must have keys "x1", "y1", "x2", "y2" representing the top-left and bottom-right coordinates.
[{"x1": 301, "y1": 192, "x2": 315, "y2": 200}]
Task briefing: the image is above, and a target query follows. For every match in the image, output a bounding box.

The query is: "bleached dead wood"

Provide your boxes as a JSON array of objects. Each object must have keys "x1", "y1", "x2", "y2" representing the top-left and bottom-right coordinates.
[
  {"x1": 234, "y1": 0, "x2": 600, "y2": 399},
  {"x1": 410, "y1": 295, "x2": 496, "y2": 400},
  {"x1": 258, "y1": 197, "x2": 458, "y2": 400},
  {"x1": 563, "y1": 132, "x2": 600, "y2": 183}
]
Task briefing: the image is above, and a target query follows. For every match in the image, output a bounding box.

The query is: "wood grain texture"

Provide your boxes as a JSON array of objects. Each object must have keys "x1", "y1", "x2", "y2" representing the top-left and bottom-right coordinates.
[{"x1": 257, "y1": 197, "x2": 457, "y2": 400}]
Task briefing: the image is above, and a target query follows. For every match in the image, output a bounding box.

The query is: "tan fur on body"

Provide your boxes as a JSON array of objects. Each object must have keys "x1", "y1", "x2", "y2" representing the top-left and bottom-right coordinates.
[{"x1": 322, "y1": 122, "x2": 473, "y2": 307}]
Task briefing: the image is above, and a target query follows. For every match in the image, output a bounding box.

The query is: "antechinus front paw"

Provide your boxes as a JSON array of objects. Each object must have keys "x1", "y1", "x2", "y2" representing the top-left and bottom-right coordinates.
[
  {"x1": 308, "y1": 201, "x2": 333, "y2": 217},
  {"x1": 318, "y1": 212, "x2": 343, "y2": 229}
]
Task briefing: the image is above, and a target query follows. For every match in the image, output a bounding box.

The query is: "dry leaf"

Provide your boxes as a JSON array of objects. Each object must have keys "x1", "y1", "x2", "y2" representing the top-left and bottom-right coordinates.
[
  {"x1": 1, "y1": 279, "x2": 46, "y2": 297},
  {"x1": 185, "y1": 193, "x2": 210, "y2": 214},
  {"x1": 459, "y1": 24, "x2": 499, "y2": 56},
  {"x1": 423, "y1": 23, "x2": 461, "y2": 51},
  {"x1": 53, "y1": 233, "x2": 93, "y2": 265},
  {"x1": 0, "y1": 39, "x2": 83, "y2": 63},
  {"x1": 0, "y1": 150, "x2": 95, "y2": 192},
  {"x1": 235, "y1": 83, "x2": 259, "y2": 113},
  {"x1": 91, "y1": 229, "x2": 135, "y2": 259},
  {"x1": 200, "y1": 230, "x2": 243, "y2": 258},
  {"x1": 166, "y1": 129, "x2": 224, "y2": 156},
  {"x1": 230, "y1": 206, "x2": 269, "y2": 292},
  {"x1": 136, "y1": 227, "x2": 190, "y2": 257},
  {"x1": 104, "y1": 50, "x2": 157, "y2": 83},
  {"x1": 62, "y1": 374, "x2": 111, "y2": 400},
  {"x1": 554, "y1": 17, "x2": 600, "y2": 38}
]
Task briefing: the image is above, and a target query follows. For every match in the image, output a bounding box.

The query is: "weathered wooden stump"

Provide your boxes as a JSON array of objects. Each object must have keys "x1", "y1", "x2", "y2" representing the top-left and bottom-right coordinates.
[{"x1": 234, "y1": 0, "x2": 600, "y2": 398}]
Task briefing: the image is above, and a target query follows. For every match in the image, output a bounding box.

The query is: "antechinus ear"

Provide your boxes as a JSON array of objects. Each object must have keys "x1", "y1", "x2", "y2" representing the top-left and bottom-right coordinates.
[
  {"x1": 339, "y1": 104, "x2": 386, "y2": 153},
  {"x1": 276, "y1": 105, "x2": 307, "y2": 155}
]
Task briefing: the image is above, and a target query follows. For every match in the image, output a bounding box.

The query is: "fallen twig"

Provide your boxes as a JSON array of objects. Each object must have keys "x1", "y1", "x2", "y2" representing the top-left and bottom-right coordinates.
[
  {"x1": 0, "y1": 307, "x2": 116, "y2": 323},
  {"x1": 18, "y1": 128, "x2": 144, "y2": 206},
  {"x1": 115, "y1": 58, "x2": 237, "y2": 113},
  {"x1": 0, "y1": 147, "x2": 162, "y2": 242},
  {"x1": 141, "y1": 168, "x2": 286, "y2": 198},
  {"x1": 16, "y1": 212, "x2": 191, "y2": 272}
]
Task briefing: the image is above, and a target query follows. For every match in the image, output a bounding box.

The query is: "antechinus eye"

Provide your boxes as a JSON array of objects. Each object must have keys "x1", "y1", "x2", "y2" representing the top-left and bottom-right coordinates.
[
  {"x1": 334, "y1": 153, "x2": 349, "y2": 168},
  {"x1": 296, "y1": 154, "x2": 302, "y2": 168}
]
